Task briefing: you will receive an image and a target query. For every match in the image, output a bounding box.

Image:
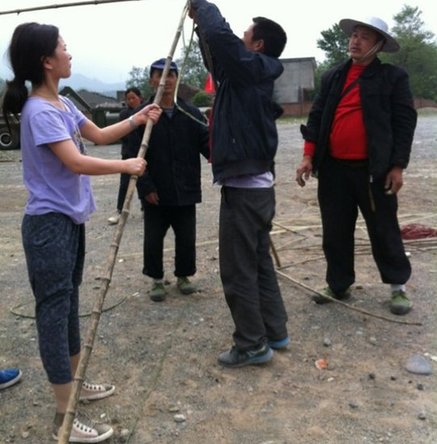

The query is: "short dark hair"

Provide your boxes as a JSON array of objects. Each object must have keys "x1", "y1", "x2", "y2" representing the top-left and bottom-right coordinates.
[
  {"x1": 252, "y1": 17, "x2": 287, "y2": 58},
  {"x1": 125, "y1": 87, "x2": 142, "y2": 97}
]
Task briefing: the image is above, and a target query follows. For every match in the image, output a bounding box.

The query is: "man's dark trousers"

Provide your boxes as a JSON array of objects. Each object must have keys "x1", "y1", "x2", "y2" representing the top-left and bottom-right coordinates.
[{"x1": 219, "y1": 186, "x2": 288, "y2": 351}]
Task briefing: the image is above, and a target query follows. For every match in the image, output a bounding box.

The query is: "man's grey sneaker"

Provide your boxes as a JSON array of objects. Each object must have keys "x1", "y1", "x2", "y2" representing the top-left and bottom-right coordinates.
[
  {"x1": 218, "y1": 344, "x2": 273, "y2": 368},
  {"x1": 177, "y1": 276, "x2": 196, "y2": 295},
  {"x1": 149, "y1": 282, "x2": 167, "y2": 302},
  {"x1": 268, "y1": 336, "x2": 289, "y2": 350},
  {"x1": 52, "y1": 417, "x2": 113, "y2": 443},
  {"x1": 312, "y1": 287, "x2": 351, "y2": 304},
  {"x1": 390, "y1": 290, "x2": 412, "y2": 315}
]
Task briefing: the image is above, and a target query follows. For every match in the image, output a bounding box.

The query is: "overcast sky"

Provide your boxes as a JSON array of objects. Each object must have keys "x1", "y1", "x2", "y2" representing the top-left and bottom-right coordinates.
[{"x1": 0, "y1": 0, "x2": 436, "y2": 84}]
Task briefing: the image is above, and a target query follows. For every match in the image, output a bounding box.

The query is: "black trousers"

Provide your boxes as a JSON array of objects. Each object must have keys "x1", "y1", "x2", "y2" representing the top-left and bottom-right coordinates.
[
  {"x1": 22, "y1": 213, "x2": 83, "y2": 384},
  {"x1": 116, "y1": 173, "x2": 143, "y2": 213},
  {"x1": 142, "y1": 203, "x2": 196, "y2": 280},
  {"x1": 116, "y1": 154, "x2": 143, "y2": 213},
  {"x1": 318, "y1": 158, "x2": 411, "y2": 293},
  {"x1": 219, "y1": 186, "x2": 288, "y2": 351}
]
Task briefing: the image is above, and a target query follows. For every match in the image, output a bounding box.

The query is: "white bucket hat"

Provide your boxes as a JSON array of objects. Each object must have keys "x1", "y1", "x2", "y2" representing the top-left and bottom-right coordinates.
[{"x1": 339, "y1": 17, "x2": 400, "y2": 53}]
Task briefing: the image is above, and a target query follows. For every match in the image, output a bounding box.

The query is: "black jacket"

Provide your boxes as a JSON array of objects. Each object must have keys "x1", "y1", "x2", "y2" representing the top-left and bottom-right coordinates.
[
  {"x1": 191, "y1": 0, "x2": 283, "y2": 182},
  {"x1": 301, "y1": 58, "x2": 417, "y2": 179},
  {"x1": 136, "y1": 97, "x2": 209, "y2": 206},
  {"x1": 119, "y1": 104, "x2": 144, "y2": 158}
]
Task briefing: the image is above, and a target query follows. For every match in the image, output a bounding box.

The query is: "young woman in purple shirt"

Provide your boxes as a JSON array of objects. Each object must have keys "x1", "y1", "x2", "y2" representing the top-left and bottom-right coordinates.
[{"x1": 2, "y1": 22, "x2": 161, "y2": 443}]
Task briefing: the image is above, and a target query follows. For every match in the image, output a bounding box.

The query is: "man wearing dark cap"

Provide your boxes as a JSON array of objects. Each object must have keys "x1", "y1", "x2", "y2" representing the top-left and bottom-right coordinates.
[
  {"x1": 137, "y1": 58, "x2": 210, "y2": 302},
  {"x1": 296, "y1": 17, "x2": 417, "y2": 315}
]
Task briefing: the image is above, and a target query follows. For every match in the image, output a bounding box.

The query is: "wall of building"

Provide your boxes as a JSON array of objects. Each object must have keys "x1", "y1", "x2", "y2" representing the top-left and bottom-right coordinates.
[
  {"x1": 280, "y1": 101, "x2": 313, "y2": 117},
  {"x1": 275, "y1": 57, "x2": 317, "y2": 117},
  {"x1": 414, "y1": 97, "x2": 437, "y2": 109}
]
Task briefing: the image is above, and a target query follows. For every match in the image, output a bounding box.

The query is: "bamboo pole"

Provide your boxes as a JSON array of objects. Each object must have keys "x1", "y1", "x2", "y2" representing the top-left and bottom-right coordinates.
[
  {"x1": 269, "y1": 237, "x2": 282, "y2": 268},
  {"x1": 57, "y1": 2, "x2": 191, "y2": 442},
  {"x1": 275, "y1": 269, "x2": 423, "y2": 326},
  {"x1": 0, "y1": 0, "x2": 140, "y2": 16}
]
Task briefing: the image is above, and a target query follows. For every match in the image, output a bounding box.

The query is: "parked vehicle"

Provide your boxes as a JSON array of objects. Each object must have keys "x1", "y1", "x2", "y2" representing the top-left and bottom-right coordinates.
[{"x1": 0, "y1": 114, "x2": 20, "y2": 150}]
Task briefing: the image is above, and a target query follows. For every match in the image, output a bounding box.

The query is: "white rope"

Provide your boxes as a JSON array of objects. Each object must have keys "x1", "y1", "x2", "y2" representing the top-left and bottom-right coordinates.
[{"x1": 174, "y1": 20, "x2": 209, "y2": 127}]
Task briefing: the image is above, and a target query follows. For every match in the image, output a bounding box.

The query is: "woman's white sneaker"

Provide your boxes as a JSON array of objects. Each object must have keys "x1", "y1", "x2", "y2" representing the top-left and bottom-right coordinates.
[{"x1": 52, "y1": 417, "x2": 113, "y2": 443}]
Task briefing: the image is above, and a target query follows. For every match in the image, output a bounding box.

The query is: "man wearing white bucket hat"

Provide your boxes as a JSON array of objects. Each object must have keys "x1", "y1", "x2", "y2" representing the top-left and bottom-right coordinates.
[{"x1": 296, "y1": 17, "x2": 417, "y2": 315}]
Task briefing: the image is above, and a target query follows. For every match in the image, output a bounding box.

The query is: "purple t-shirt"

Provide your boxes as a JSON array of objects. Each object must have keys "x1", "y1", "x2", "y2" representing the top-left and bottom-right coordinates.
[
  {"x1": 218, "y1": 171, "x2": 274, "y2": 188},
  {"x1": 20, "y1": 96, "x2": 96, "y2": 224}
]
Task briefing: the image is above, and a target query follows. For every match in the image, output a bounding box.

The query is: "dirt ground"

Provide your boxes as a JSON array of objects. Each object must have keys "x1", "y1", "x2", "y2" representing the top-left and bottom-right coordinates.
[{"x1": 0, "y1": 112, "x2": 436, "y2": 444}]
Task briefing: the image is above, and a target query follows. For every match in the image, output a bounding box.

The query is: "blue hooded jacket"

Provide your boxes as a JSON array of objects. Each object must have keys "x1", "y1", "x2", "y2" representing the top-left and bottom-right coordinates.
[{"x1": 191, "y1": 0, "x2": 284, "y2": 182}]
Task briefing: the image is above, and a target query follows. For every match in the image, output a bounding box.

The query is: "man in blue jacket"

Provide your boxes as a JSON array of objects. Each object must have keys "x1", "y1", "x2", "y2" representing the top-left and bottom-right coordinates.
[{"x1": 189, "y1": 1, "x2": 289, "y2": 368}]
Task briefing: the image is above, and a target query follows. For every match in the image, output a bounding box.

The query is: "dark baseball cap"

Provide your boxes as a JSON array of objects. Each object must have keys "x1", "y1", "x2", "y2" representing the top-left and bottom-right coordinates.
[{"x1": 150, "y1": 58, "x2": 178, "y2": 75}]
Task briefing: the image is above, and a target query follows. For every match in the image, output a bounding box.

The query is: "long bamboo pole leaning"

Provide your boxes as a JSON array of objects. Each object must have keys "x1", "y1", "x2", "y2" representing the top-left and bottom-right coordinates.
[
  {"x1": 0, "y1": 0, "x2": 140, "y2": 16},
  {"x1": 58, "y1": 2, "x2": 191, "y2": 442}
]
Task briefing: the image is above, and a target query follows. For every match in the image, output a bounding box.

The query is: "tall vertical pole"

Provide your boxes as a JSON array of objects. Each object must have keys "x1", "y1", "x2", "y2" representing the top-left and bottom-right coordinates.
[{"x1": 58, "y1": 2, "x2": 191, "y2": 442}]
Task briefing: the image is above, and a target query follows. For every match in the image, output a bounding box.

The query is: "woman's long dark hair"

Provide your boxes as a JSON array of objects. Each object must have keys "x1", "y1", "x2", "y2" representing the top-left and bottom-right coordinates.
[{"x1": 1, "y1": 22, "x2": 59, "y2": 122}]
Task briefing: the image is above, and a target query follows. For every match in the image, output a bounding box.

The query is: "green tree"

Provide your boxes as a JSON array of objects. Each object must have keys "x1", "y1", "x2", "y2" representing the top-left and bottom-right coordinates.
[
  {"x1": 126, "y1": 66, "x2": 153, "y2": 100},
  {"x1": 383, "y1": 5, "x2": 437, "y2": 101},
  {"x1": 316, "y1": 23, "x2": 349, "y2": 67},
  {"x1": 175, "y1": 38, "x2": 208, "y2": 89},
  {"x1": 191, "y1": 90, "x2": 213, "y2": 107},
  {"x1": 312, "y1": 23, "x2": 349, "y2": 97}
]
